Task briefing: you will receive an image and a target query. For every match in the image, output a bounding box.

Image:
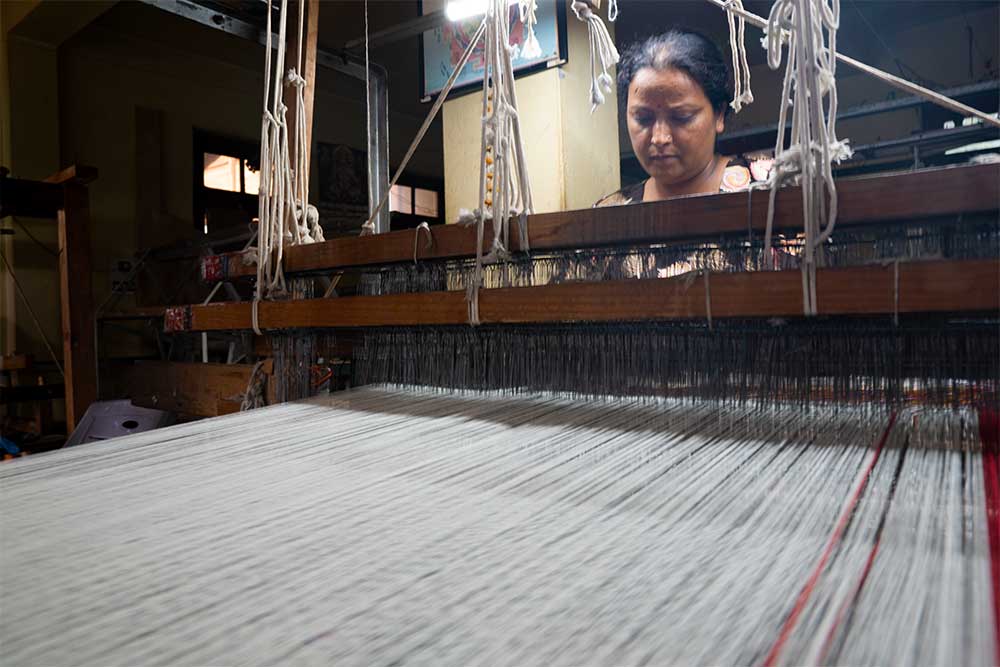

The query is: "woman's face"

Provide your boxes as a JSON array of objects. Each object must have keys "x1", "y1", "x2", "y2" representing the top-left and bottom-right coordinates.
[{"x1": 626, "y1": 66, "x2": 725, "y2": 186}]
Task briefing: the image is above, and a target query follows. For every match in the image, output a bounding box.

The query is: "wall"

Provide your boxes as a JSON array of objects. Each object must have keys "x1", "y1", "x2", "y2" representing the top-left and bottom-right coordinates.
[
  {"x1": 442, "y1": 7, "x2": 621, "y2": 223},
  {"x1": 444, "y1": 69, "x2": 565, "y2": 222},
  {"x1": 6, "y1": 31, "x2": 61, "y2": 363}
]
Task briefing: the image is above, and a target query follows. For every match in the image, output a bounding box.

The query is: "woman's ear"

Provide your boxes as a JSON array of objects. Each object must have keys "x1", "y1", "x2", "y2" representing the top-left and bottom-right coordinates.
[{"x1": 715, "y1": 111, "x2": 726, "y2": 135}]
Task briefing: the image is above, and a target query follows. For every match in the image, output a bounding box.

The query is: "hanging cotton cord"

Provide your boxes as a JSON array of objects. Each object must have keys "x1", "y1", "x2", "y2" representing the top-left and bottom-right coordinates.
[
  {"x1": 762, "y1": 0, "x2": 851, "y2": 316},
  {"x1": 413, "y1": 222, "x2": 433, "y2": 264},
  {"x1": 704, "y1": 0, "x2": 1000, "y2": 129},
  {"x1": 254, "y1": 0, "x2": 320, "y2": 324},
  {"x1": 466, "y1": 0, "x2": 535, "y2": 326},
  {"x1": 607, "y1": 0, "x2": 619, "y2": 22},
  {"x1": 359, "y1": 0, "x2": 377, "y2": 236},
  {"x1": 360, "y1": 20, "x2": 488, "y2": 236},
  {"x1": 517, "y1": 1, "x2": 543, "y2": 59},
  {"x1": 571, "y1": 1, "x2": 620, "y2": 112},
  {"x1": 478, "y1": 0, "x2": 533, "y2": 261},
  {"x1": 725, "y1": 0, "x2": 754, "y2": 112}
]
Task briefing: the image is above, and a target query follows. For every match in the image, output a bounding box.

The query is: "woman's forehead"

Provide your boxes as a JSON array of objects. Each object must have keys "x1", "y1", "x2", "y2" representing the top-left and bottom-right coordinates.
[{"x1": 628, "y1": 67, "x2": 707, "y2": 106}]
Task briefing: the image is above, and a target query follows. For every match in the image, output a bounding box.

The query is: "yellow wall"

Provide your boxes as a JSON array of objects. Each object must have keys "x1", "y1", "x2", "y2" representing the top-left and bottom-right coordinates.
[
  {"x1": 443, "y1": 11, "x2": 620, "y2": 223},
  {"x1": 444, "y1": 68, "x2": 565, "y2": 222},
  {"x1": 557, "y1": 8, "x2": 621, "y2": 210}
]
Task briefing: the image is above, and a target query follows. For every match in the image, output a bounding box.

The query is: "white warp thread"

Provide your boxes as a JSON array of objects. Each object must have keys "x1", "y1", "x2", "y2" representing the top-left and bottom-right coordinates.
[{"x1": 0, "y1": 388, "x2": 993, "y2": 665}]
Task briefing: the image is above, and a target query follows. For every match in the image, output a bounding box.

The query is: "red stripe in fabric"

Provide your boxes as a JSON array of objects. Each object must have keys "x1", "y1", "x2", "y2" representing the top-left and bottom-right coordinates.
[
  {"x1": 979, "y1": 406, "x2": 1000, "y2": 666},
  {"x1": 762, "y1": 411, "x2": 898, "y2": 667},
  {"x1": 815, "y1": 534, "x2": 883, "y2": 664}
]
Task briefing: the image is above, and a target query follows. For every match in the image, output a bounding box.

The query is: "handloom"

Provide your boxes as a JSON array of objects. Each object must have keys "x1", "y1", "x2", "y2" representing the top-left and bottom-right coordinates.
[{"x1": 4, "y1": 1, "x2": 1000, "y2": 665}]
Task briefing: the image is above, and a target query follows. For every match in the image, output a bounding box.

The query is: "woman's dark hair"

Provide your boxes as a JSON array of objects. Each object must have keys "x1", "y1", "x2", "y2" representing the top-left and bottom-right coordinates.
[{"x1": 617, "y1": 29, "x2": 732, "y2": 115}]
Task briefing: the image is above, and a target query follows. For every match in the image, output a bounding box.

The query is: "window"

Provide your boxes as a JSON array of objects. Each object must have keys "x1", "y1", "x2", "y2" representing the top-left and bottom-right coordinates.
[
  {"x1": 389, "y1": 185, "x2": 413, "y2": 214},
  {"x1": 203, "y1": 154, "x2": 260, "y2": 195},
  {"x1": 414, "y1": 188, "x2": 438, "y2": 217},
  {"x1": 244, "y1": 163, "x2": 260, "y2": 195},
  {"x1": 386, "y1": 182, "x2": 442, "y2": 230},
  {"x1": 193, "y1": 130, "x2": 260, "y2": 236}
]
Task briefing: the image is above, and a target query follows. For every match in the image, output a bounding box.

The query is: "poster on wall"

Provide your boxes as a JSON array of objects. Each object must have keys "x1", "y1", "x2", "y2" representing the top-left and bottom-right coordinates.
[
  {"x1": 317, "y1": 142, "x2": 369, "y2": 237},
  {"x1": 419, "y1": 0, "x2": 567, "y2": 101}
]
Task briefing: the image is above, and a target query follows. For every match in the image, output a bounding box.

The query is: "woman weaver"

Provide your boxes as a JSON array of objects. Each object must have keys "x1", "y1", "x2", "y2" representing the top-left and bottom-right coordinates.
[{"x1": 597, "y1": 29, "x2": 770, "y2": 207}]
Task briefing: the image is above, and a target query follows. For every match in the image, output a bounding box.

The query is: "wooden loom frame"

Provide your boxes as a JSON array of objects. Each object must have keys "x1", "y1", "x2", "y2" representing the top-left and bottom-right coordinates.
[
  {"x1": 0, "y1": 165, "x2": 98, "y2": 431},
  {"x1": 179, "y1": 162, "x2": 1000, "y2": 332}
]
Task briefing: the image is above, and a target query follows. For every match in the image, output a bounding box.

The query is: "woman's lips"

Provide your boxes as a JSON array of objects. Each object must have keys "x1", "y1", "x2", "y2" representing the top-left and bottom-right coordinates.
[{"x1": 648, "y1": 155, "x2": 678, "y2": 162}]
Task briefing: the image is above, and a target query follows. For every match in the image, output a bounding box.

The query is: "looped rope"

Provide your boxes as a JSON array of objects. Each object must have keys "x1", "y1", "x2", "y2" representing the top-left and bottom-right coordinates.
[
  {"x1": 517, "y1": 0, "x2": 543, "y2": 59},
  {"x1": 413, "y1": 222, "x2": 433, "y2": 264},
  {"x1": 465, "y1": 282, "x2": 481, "y2": 326},
  {"x1": 571, "y1": 0, "x2": 620, "y2": 113},
  {"x1": 763, "y1": 0, "x2": 850, "y2": 317},
  {"x1": 724, "y1": 0, "x2": 754, "y2": 113},
  {"x1": 251, "y1": 297, "x2": 263, "y2": 336},
  {"x1": 255, "y1": 0, "x2": 320, "y2": 310}
]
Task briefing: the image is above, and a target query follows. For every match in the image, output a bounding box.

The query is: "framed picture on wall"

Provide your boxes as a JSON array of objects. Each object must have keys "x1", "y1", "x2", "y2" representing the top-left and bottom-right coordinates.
[{"x1": 419, "y1": 0, "x2": 568, "y2": 102}]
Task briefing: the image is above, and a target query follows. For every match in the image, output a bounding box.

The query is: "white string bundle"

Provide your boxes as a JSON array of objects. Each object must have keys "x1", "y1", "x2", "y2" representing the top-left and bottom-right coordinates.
[
  {"x1": 255, "y1": 0, "x2": 322, "y2": 332},
  {"x1": 725, "y1": 0, "x2": 754, "y2": 112},
  {"x1": 763, "y1": 0, "x2": 852, "y2": 316},
  {"x1": 468, "y1": 0, "x2": 535, "y2": 324},
  {"x1": 571, "y1": 0, "x2": 620, "y2": 112},
  {"x1": 517, "y1": 0, "x2": 543, "y2": 59},
  {"x1": 1, "y1": 387, "x2": 993, "y2": 665}
]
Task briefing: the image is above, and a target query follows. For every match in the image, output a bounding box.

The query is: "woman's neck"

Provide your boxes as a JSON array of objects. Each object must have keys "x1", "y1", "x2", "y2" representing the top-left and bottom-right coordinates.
[{"x1": 645, "y1": 155, "x2": 725, "y2": 200}]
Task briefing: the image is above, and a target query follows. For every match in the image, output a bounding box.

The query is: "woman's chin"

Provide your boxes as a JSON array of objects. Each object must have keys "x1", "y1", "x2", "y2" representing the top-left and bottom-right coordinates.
[{"x1": 644, "y1": 161, "x2": 686, "y2": 183}]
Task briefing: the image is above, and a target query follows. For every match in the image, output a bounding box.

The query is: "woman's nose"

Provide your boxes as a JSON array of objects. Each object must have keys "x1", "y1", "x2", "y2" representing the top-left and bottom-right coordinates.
[{"x1": 651, "y1": 121, "x2": 673, "y2": 146}]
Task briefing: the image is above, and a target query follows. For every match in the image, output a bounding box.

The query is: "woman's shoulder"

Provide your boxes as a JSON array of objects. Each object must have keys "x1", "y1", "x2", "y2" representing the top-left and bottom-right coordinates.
[
  {"x1": 720, "y1": 154, "x2": 773, "y2": 193},
  {"x1": 594, "y1": 180, "x2": 646, "y2": 208}
]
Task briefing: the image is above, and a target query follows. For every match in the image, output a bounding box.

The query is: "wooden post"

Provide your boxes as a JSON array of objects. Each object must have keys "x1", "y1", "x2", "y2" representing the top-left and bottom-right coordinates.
[
  {"x1": 47, "y1": 167, "x2": 97, "y2": 432},
  {"x1": 287, "y1": 0, "x2": 319, "y2": 174}
]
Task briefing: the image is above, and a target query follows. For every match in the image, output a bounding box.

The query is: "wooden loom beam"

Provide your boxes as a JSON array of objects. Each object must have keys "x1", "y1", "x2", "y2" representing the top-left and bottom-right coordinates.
[
  {"x1": 183, "y1": 259, "x2": 1000, "y2": 331},
  {"x1": 53, "y1": 170, "x2": 98, "y2": 432},
  {"x1": 203, "y1": 162, "x2": 999, "y2": 280},
  {"x1": 286, "y1": 0, "x2": 319, "y2": 173}
]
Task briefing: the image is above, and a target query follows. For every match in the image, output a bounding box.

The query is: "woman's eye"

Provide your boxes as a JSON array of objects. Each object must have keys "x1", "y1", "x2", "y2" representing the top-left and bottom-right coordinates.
[
  {"x1": 633, "y1": 114, "x2": 653, "y2": 126},
  {"x1": 673, "y1": 114, "x2": 694, "y2": 125}
]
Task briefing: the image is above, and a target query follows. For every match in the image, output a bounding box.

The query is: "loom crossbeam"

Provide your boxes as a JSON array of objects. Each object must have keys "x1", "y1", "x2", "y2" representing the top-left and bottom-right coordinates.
[
  {"x1": 199, "y1": 163, "x2": 999, "y2": 281},
  {"x1": 178, "y1": 258, "x2": 999, "y2": 331}
]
